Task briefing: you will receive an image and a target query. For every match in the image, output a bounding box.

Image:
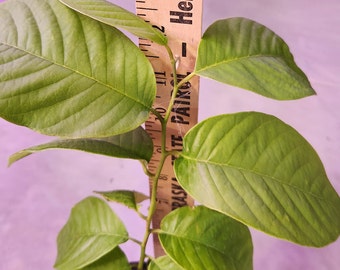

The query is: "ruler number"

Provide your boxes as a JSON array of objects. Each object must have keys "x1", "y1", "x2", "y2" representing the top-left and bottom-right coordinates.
[
  {"x1": 152, "y1": 25, "x2": 165, "y2": 33},
  {"x1": 154, "y1": 107, "x2": 166, "y2": 121},
  {"x1": 155, "y1": 71, "x2": 167, "y2": 86},
  {"x1": 159, "y1": 174, "x2": 168, "y2": 181}
]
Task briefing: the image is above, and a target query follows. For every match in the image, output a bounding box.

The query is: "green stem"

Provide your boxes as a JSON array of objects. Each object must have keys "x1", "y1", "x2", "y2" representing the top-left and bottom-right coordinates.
[
  {"x1": 177, "y1": 72, "x2": 196, "y2": 90},
  {"x1": 138, "y1": 131, "x2": 169, "y2": 269},
  {"x1": 163, "y1": 44, "x2": 179, "y2": 124},
  {"x1": 138, "y1": 44, "x2": 187, "y2": 270},
  {"x1": 130, "y1": 237, "x2": 143, "y2": 246},
  {"x1": 151, "y1": 107, "x2": 164, "y2": 122},
  {"x1": 140, "y1": 160, "x2": 155, "y2": 178}
]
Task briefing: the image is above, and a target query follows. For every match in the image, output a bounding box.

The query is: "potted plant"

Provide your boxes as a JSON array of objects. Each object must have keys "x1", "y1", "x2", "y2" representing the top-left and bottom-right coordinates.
[{"x1": 0, "y1": 0, "x2": 339, "y2": 269}]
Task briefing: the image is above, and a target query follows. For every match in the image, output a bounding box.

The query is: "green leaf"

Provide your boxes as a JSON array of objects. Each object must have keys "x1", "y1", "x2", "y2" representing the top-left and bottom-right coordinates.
[
  {"x1": 174, "y1": 112, "x2": 340, "y2": 247},
  {"x1": 54, "y1": 196, "x2": 129, "y2": 270},
  {"x1": 195, "y1": 18, "x2": 315, "y2": 100},
  {"x1": 158, "y1": 206, "x2": 253, "y2": 270},
  {"x1": 94, "y1": 190, "x2": 149, "y2": 211},
  {"x1": 80, "y1": 247, "x2": 130, "y2": 270},
  {"x1": 148, "y1": 256, "x2": 184, "y2": 270},
  {"x1": 59, "y1": 0, "x2": 167, "y2": 45},
  {"x1": 0, "y1": 0, "x2": 156, "y2": 138},
  {"x1": 8, "y1": 127, "x2": 153, "y2": 166}
]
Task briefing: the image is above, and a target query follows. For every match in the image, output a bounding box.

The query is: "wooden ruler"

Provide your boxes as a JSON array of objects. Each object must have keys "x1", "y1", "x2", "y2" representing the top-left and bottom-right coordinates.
[{"x1": 135, "y1": 0, "x2": 203, "y2": 257}]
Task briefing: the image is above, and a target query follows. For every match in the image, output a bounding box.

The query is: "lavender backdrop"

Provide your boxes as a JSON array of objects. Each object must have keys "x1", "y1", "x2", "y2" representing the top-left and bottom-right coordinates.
[{"x1": 1, "y1": 0, "x2": 339, "y2": 269}]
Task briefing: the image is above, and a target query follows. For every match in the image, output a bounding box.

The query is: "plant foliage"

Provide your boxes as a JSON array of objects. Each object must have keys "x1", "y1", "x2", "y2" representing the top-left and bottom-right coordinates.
[{"x1": 1, "y1": 0, "x2": 339, "y2": 269}]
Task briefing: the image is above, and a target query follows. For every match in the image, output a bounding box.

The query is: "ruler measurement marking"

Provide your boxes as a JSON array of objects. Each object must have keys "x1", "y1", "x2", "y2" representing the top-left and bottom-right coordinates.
[
  {"x1": 147, "y1": 129, "x2": 162, "y2": 133},
  {"x1": 145, "y1": 55, "x2": 160, "y2": 59},
  {"x1": 137, "y1": 7, "x2": 158, "y2": 11},
  {"x1": 181, "y1": 42, "x2": 187, "y2": 57}
]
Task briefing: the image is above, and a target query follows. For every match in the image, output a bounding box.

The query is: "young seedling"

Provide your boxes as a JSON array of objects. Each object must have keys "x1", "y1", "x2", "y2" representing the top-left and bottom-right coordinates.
[{"x1": 0, "y1": 0, "x2": 339, "y2": 269}]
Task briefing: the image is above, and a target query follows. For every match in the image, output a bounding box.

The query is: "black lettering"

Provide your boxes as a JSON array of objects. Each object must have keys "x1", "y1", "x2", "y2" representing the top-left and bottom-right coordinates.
[
  {"x1": 172, "y1": 189, "x2": 187, "y2": 196},
  {"x1": 172, "y1": 106, "x2": 190, "y2": 117},
  {"x1": 171, "y1": 135, "x2": 183, "y2": 147},
  {"x1": 170, "y1": 11, "x2": 192, "y2": 24},
  {"x1": 172, "y1": 195, "x2": 187, "y2": 202},
  {"x1": 171, "y1": 180, "x2": 188, "y2": 209},
  {"x1": 172, "y1": 202, "x2": 186, "y2": 210},
  {"x1": 171, "y1": 115, "x2": 189, "y2": 125},
  {"x1": 178, "y1": 1, "x2": 193, "y2": 11},
  {"x1": 174, "y1": 100, "x2": 190, "y2": 105},
  {"x1": 171, "y1": 80, "x2": 191, "y2": 90}
]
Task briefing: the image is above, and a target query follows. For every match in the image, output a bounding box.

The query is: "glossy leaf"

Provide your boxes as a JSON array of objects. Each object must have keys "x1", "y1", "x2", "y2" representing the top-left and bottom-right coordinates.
[
  {"x1": 8, "y1": 127, "x2": 153, "y2": 166},
  {"x1": 0, "y1": 0, "x2": 156, "y2": 138},
  {"x1": 60, "y1": 0, "x2": 167, "y2": 45},
  {"x1": 54, "y1": 196, "x2": 128, "y2": 270},
  {"x1": 94, "y1": 190, "x2": 149, "y2": 211},
  {"x1": 80, "y1": 247, "x2": 130, "y2": 270},
  {"x1": 148, "y1": 256, "x2": 184, "y2": 270},
  {"x1": 195, "y1": 18, "x2": 315, "y2": 100},
  {"x1": 174, "y1": 112, "x2": 340, "y2": 247},
  {"x1": 158, "y1": 206, "x2": 253, "y2": 270}
]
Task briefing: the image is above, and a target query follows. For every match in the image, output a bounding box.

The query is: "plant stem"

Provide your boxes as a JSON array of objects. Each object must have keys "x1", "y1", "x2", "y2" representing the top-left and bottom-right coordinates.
[
  {"x1": 138, "y1": 121, "x2": 168, "y2": 269},
  {"x1": 138, "y1": 44, "x2": 187, "y2": 270},
  {"x1": 163, "y1": 44, "x2": 179, "y2": 124}
]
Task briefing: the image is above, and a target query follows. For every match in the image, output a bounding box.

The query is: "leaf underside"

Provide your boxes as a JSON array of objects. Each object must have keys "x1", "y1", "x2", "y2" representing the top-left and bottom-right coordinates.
[
  {"x1": 59, "y1": 0, "x2": 167, "y2": 45},
  {"x1": 0, "y1": 0, "x2": 156, "y2": 138},
  {"x1": 174, "y1": 112, "x2": 340, "y2": 247},
  {"x1": 8, "y1": 126, "x2": 153, "y2": 166},
  {"x1": 54, "y1": 196, "x2": 128, "y2": 270},
  {"x1": 195, "y1": 17, "x2": 316, "y2": 100}
]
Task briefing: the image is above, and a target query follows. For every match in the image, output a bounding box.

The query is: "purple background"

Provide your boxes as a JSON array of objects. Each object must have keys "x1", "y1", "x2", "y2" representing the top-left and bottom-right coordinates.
[{"x1": 1, "y1": 0, "x2": 340, "y2": 269}]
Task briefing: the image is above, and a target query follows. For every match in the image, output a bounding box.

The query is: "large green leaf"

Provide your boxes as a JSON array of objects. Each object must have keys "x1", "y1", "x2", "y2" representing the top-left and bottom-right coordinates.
[
  {"x1": 158, "y1": 206, "x2": 253, "y2": 270},
  {"x1": 174, "y1": 112, "x2": 340, "y2": 247},
  {"x1": 54, "y1": 196, "x2": 128, "y2": 270},
  {"x1": 80, "y1": 247, "x2": 130, "y2": 270},
  {"x1": 59, "y1": 0, "x2": 167, "y2": 45},
  {"x1": 0, "y1": 0, "x2": 156, "y2": 138},
  {"x1": 195, "y1": 18, "x2": 315, "y2": 100},
  {"x1": 8, "y1": 126, "x2": 153, "y2": 166}
]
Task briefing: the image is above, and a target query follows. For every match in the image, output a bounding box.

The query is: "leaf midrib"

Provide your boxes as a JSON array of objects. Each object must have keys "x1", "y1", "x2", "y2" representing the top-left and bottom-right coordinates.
[
  {"x1": 180, "y1": 154, "x2": 331, "y2": 203},
  {"x1": 0, "y1": 41, "x2": 152, "y2": 110},
  {"x1": 195, "y1": 53, "x2": 287, "y2": 74},
  {"x1": 67, "y1": 231, "x2": 128, "y2": 239},
  {"x1": 161, "y1": 232, "x2": 237, "y2": 269}
]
